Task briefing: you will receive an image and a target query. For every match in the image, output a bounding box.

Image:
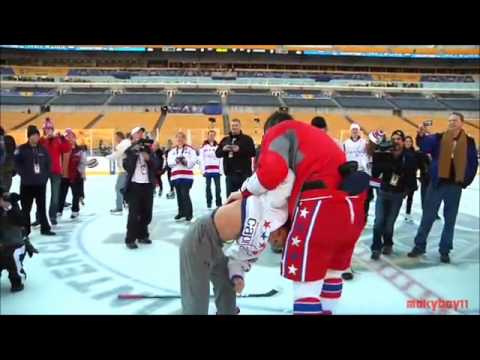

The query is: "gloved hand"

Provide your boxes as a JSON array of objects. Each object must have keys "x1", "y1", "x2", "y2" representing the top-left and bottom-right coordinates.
[{"x1": 24, "y1": 239, "x2": 39, "y2": 258}]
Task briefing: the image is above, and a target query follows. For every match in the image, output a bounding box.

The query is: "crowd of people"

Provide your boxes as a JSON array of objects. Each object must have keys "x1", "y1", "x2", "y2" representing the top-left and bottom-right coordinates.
[{"x1": 0, "y1": 111, "x2": 477, "y2": 316}]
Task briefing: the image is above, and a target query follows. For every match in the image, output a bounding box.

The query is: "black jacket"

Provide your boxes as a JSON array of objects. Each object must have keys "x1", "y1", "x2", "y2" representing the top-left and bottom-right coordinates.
[
  {"x1": 14, "y1": 142, "x2": 51, "y2": 186},
  {"x1": 0, "y1": 199, "x2": 27, "y2": 247},
  {"x1": 122, "y1": 144, "x2": 161, "y2": 202},
  {"x1": 215, "y1": 131, "x2": 256, "y2": 176},
  {"x1": 372, "y1": 148, "x2": 418, "y2": 194}
]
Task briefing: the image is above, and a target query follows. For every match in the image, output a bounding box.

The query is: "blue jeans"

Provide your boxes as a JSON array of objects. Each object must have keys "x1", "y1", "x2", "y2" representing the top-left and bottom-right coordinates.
[
  {"x1": 371, "y1": 190, "x2": 405, "y2": 251},
  {"x1": 115, "y1": 173, "x2": 128, "y2": 211},
  {"x1": 205, "y1": 174, "x2": 222, "y2": 207},
  {"x1": 414, "y1": 182, "x2": 462, "y2": 255}
]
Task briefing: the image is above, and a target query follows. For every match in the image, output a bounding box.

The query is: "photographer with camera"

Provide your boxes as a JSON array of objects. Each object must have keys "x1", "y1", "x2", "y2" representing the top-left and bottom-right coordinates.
[
  {"x1": 0, "y1": 126, "x2": 17, "y2": 192},
  {"x1": 167, "y1": 131, "x2": 198, "y2": 222},
  {"x1": 122, "y1": 127, "x2": 161, "y2": 250},
  {"x1": 0, "y1": 186, "x2": 38, "y2": 292},
  {"x1": 408, "y1": 112, "x2": 478, "y2": 263},
  {"x1": 370, "y1": 130, "x2": 418, "y2": 260},
  {"x1": 216, "y1": 119, "x2": 256, "y2": 197}
]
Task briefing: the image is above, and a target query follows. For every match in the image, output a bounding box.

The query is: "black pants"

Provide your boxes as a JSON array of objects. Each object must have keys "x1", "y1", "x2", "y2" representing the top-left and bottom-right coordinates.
[
  {"x1": 155, "y1": 173, "x2": 163, "y2": 193},
  {"x1": 364, "y1": 187, "x2": 375, "y2": 221},
  {"x1": 126, "y1": 183, "x2": 154, "y2": 243},
  {"x1": 167, "y1": 168, "x2": 174, "y2": 192},
  {"x1": 20, "y1": 184, "x2": 51, "y2": 236},
  {"x1": 205, "y1": 175, "x2": 222, "y2": 207},
  {"x1": 174, "y1": 182, "x2": 193, "y2": 218},
  {"x1": 225, "y1": 173, "x2": 250, "y2": 198},
  {"x1": 0, "y1": 244, "x2": 27, "y2": 288},
  {"x1": 58, "y1": 177, "x2": 83, "y2": 214},
  {"x1": 405, "y1": 189, "x2": 415, "y2": 215}
]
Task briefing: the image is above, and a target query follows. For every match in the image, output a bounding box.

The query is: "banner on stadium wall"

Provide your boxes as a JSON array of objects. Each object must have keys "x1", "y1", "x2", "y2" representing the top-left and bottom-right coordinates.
[{"x1": 167, "y1": 103, "x2": 222, "y2": 115}]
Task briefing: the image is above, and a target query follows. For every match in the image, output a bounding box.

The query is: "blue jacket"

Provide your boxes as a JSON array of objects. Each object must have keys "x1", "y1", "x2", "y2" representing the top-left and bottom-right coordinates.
[
  {"x1": 14, "y1": 142, "x2": 51, "y2": 186},
  {"x1": 416, "y1": 132, "x2": 478, "y2": 189}
]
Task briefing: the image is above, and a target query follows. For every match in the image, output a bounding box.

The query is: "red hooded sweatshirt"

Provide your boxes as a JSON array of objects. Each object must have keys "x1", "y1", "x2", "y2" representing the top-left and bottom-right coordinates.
[{"x1": 39, "y1": 135, "x2": 72, "y2": 176}]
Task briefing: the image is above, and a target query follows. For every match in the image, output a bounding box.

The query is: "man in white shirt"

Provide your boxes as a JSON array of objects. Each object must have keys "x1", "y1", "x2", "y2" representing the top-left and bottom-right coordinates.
[{"x1": 106, "y1": 131, "x2": 131, "y2": 215}]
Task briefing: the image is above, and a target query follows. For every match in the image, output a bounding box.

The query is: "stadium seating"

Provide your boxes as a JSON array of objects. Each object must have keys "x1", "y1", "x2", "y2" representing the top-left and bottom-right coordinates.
[
  {"x1": 387, "y1": 92, "x2": 425, "y2": 98},
  {"x1": 27, "y1": 112, "x2": 100, "y2": 130},
  {"x1": 437, "y1": 99, "x2": 480, "y2": 111},
  {"x1": 0, "y1": 112, "x2": 35, "y2": 131},
  {"x1": 334, "y1": 96, "x2": 394, "y2": 109},
  {"x1": 93, "y1": 112, "x2": 161, "y2": 135},
  {"x1": 109, "y1": 93, "x2": 167, "y2": 106},
  {"x1": 170, "y1": 93, "x2": 221, "y2": 106},
  {"x1": 50, "y1": 94, "x2": 110, "y2": 106},
  {"x1": 388, "y1": 98, "x2": 447, "y2": 110},
  {"x1": 348, "y1": 114, "x2": 417, "y2": 138},
  {"x1": 290, "y1": 112, "x2": 352, "y2": 142},
  {"x1": 227, "y1": 94, "x2": 280, "y2": 106},
  {"x1": 228, "y1": 112, "x2": 272, "y2": 145},
  {"x1": 282, "y1": 97, "x2": 338, "y2": 108},
  {"x1": 1, "y1": 95, "x2": 54, "y2": 105},
  {"x1": 157, "y1": 114, "x2": 224, "y2": 148}
]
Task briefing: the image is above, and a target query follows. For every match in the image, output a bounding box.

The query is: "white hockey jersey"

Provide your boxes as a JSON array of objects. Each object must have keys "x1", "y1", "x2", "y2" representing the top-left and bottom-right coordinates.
[
  {"x1": 167, "y1": 145, "x2": 198, "y2": 181},
  {"x1": 199, "y1": 142, "x2": 222, "y2": 175},
  {"x1": 224, "y1": 170, "x2": 295, "y2": 280},
  {"x1": 343, "y1": 137, "x2": 369, "y2": 173}
]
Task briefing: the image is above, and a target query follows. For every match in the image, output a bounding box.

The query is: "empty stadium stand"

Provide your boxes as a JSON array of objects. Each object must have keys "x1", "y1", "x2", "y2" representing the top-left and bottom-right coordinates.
[
  {"x1": 27, "y1": 112, "x2": 100, "y2": 130},
  {"x1": 50, "y1": 94, "x2": 110, "y2": 106},
  {"x1": 0, "y1": 112, "x2": 36, "y2": 131},
  {"x1": 227, "y1": 94, "x2": 280, "y2": 107},
  {"x1": 93, "y1": 112, "x2": 161, "y2": 134},
  {"x1": 227, "y1": 112, "x2": 270, "y2": 145},
  {"x1": 387, "y1": 92, "x2": 425, "y2": 98},
  {"x1": 282, "y1": 97, "x2": 338, "y2": 108},
  {"x1": 387, "y1": 97, "x2": 447, "y2": 110},
  {"x1": 334, "y1": 96, "x2": 394, "y2": 109},
  {"x1": 436, "y1": 98, "x2": 480, "y2": 111},
  {"x1": 157, "y1": 114, "x2": 224, "y2": 148},
  {"x1": 109, "y1": 93, "x2": 167, "y2": 106},
  {"x1": 290, "y1": 112, "x2": 352, "y2": 142},
  {"x1": 1, "y1": 95, "x2": 54, "y2": 105},
  {"x1": 348, "y1": 114, "x2": 418, "y2": 137},
  {"x1": 170, "y1": 93, "x2": 221, "y2": 106}
]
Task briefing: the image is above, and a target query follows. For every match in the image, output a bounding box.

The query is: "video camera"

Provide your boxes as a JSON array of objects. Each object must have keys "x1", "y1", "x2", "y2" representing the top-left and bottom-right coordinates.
[{"x1": 130, "y1": 138, "x2": 154, "y2": 154}]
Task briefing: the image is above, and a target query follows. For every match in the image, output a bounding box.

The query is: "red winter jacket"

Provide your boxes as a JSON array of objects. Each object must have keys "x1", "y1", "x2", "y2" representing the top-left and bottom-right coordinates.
[{"x1": 39, "y1": 136, "x2": 72, "y2": 176}]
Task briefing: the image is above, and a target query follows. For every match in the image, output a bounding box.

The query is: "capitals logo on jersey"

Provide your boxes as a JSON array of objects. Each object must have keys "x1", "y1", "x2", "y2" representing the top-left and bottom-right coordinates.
[{"x1": 239, "y1": 218, "x2": 258, "y2": 246}]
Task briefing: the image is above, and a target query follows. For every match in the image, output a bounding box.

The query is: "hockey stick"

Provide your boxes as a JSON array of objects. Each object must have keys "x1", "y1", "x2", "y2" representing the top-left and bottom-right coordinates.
[{"x1": 118, "y1": 289, "x2": 279, "y2": 300}]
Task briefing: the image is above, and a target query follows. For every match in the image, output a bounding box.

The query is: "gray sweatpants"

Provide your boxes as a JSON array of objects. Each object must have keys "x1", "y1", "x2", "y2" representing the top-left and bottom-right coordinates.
[{"x1": 179, "y1": 214, "x2": 236, "y2": 315}]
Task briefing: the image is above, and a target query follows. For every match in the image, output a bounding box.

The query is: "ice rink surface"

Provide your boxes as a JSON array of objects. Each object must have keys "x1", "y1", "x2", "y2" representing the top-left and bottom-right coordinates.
[{"x1": 1, "y1": 175, "x2": 479, "y2": 315}]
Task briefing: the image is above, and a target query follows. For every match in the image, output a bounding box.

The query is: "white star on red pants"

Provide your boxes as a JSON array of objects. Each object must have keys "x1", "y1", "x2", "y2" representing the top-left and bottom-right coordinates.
[
  {"x1": 288, "y1": 264, "x2": 298, "y2": 275},
  {"x1": 300, "y1": 208, "x2": 309, "y2": 218}
]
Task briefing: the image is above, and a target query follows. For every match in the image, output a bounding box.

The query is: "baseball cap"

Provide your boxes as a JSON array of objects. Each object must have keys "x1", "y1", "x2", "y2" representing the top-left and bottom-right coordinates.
[
  {"x1": 350, "y1": 123, "x2": 361, "y2": 131},
  {"x1": 130, "y1": 126, "x2": 146, "y2": 135},
  {"x1": 368, "y1": 130, "x2": 385, "y2": 145}
]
